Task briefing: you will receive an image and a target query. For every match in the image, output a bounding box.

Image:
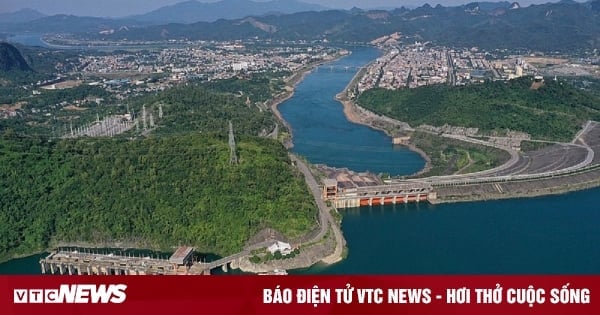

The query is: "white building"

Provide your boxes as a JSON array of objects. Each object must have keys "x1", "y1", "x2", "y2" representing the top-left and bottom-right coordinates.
[
  {"x1": 267, "y1": 241, "x2": 292, "y2": 255},
  {"x1": 232, "y1": 62, "x2": 249, "y2": 71}
]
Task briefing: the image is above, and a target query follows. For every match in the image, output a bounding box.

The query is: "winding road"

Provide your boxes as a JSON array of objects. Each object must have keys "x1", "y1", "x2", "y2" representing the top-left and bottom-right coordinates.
[{"x1": 289, "y1": 154, "x2": 345, "y2": 265}]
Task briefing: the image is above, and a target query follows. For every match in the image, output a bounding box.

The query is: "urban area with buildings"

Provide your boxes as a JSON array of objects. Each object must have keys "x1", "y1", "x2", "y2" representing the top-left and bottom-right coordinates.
[
  {"x1": 1, "y1": 43, "x2": 340, "y2": 122},
  {"x1": 78, "y1": 44, "x2": 338, "y2": 83},
  {"x1": 3, "y1": 40, "x2": 597, "y2": 130},
  {"x1": 357, "y1": 43, "x2": 537, "y2": 93}
]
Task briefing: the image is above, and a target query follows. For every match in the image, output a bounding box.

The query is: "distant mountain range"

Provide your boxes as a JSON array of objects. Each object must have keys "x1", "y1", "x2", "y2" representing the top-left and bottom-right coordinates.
[
  {"x1": 130, "y1": 0, "x2": 328, "y2": 23},
  {"x1": 100, "y1": 1, "x2": 600, "y2": 51},
  {"x1": 0, "y1": 8, "x2": 46, "y2": 25},
  {"x1": 1, "y1": 1, "x2": 599, "y2": 51},
  {"x1": 0, "y1": 0, "x2": 327, "y2": 31}
]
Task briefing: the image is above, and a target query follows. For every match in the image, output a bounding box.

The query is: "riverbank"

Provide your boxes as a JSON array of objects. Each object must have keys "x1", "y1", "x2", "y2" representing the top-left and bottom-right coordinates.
[
  {"x1": 334, "y1": 68, "x2": 433, "y2": 176},
  {"x1": 229, "y1": 53, "x2": 354, "y2": 273},
  {"x1": 270, "y1": 52, "x2": 350, "y2": 149},
  {"x1": 231, "y1": 227, "x2": 338, "y2": 273},
  {"x1": 331, "y1": 57, "x2": 600, "y2": 206}
]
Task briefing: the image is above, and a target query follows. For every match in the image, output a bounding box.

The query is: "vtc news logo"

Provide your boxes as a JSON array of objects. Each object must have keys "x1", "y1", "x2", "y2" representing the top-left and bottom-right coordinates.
[{"x1": 13, "y1": 284, "x2": 127, "y2": 304}]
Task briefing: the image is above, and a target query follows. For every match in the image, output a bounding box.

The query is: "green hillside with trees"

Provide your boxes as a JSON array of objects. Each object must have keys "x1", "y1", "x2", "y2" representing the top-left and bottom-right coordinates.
[
  {"x1": 0, "y1": 74, "x2": 317, "y2": 262},
  {"x1": 0, "y1": 133, "x2": 316, "y2": 262},
  {"x1": 357, "y1": 77, "x2": 600, "y2": 142},
  {"x1": 0, "y1": 42, "x2": 31, "y2": 72},
  {"x1": 93, "y1": 1, "x2": 600, "y2": 52},
  {"x1": 130, "y1": 78, "x2": 279, "y2": 137}
]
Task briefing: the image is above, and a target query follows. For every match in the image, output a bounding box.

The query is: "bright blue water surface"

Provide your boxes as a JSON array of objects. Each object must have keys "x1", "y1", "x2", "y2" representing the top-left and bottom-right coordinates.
[{"x1": 278, "y1": 48, "x2": 425, "y2": 176}]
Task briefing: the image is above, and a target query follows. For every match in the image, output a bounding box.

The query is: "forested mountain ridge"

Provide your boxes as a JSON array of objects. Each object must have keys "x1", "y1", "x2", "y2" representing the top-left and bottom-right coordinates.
[
  {"x1": 2, "y1": 2, "x2": 597, "y2": 51},
  {"x1": 130, "y1": 0, "x2": 328, "y2": 24},
  {"x1": 93, "y1": 1, "x2": 600, "y2": 51},
  {"x1": 0, "y1": 9, "x2": 46, "y2": 25}
]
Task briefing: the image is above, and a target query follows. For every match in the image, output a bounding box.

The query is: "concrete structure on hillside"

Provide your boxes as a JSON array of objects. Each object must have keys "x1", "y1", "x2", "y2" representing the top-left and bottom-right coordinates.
[{"x1": 268, "y1": 241, "x2": 292, "y2": 255}]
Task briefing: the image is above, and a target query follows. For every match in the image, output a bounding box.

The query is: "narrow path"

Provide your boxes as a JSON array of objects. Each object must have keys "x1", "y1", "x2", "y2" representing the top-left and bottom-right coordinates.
[{"x1": 454, "y1": 151, "x2": 474, "y2": 175}]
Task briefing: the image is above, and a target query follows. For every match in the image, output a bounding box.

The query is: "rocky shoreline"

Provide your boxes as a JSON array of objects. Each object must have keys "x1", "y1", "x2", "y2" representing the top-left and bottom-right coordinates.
[
  {"x1": 335, "y1": 85, "x2": 433, "y2": 176},
  {"x1": 231, "y1": 228, "x2": 337, "y2": 273}
]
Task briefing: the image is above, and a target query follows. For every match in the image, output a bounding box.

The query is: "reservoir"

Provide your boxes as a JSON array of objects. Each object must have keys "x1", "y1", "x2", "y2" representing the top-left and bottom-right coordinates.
[{"x1": 1, "y1": 46, "x2": 599, "y2": 274}]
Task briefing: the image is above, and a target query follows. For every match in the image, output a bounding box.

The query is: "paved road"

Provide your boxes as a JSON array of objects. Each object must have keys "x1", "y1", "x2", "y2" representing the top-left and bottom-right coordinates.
[
  {"x1": 197, "y1": 239, "x2": 275, "y2": 270},
  {"x1": 289, "y1": 154, "x2": 345, "y2": 264},
  {"x1": 573, "y1": 120, "x2": 594, "y2": 144},
  {"x1": 391, "y1": 123, "x2": 597, "y2": 187}
]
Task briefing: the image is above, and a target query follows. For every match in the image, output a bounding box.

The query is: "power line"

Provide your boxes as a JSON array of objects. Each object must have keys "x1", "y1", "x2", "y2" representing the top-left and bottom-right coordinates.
[{"x1": 228, "y1": 121, "x2": 238, "y2": 165}]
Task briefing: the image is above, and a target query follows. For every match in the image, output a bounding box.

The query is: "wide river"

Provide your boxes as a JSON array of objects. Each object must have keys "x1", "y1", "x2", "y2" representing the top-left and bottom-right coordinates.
[
  {"x1": 280, "y1": 47, "x2": 600, "y2": 274},
  {"x1": 1, "y1": 46, "x2": 598, "y2": 274}
]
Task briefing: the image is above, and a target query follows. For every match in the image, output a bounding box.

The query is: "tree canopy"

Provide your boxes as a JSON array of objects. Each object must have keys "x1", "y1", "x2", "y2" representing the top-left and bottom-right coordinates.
[
  {"x1": 0, "y1": 133, "x2": 316, "y2": 261},
  {"x1": 357, "y1": 77, "x2": 600, "y2": 142}
]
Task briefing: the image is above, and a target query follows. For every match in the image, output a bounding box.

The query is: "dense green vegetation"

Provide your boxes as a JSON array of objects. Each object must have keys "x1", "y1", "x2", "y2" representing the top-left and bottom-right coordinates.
[
  {"x1": 0, "y1": 84, "x2": 115, "y2": 137},
  {"x1": 566, "y1": 76, "x2": 600, "y2": 99},
  {"x1": 129, "y1": 81, "x2": 278, "y2": 137},
  {"x1": 203, "y1": 75, "x2": 286, "y2": 103},
  {"x1": 0, "y1": 43, "x2": 46, "y2": 96},
  {"x1": 25, "y1": 85, "x2": 112, "y2": 109},
  {"x1": 358, "y1": 77, "x2": 600, "y2": 142},
  {"x1": 0, "y1": 42, "x2": 31, "y2": 72},
  {"x1": 519, "y1": 140, "x2": 554, "y2": 152},
  {"x1": 0, "y1": 68, "x2": 317, "y2": 262},
  {"x1": 409, "y1": 132, "x2": 511, "y2": 177},
  {"x1": 0, "y1": 132, "x2": 316, "y2": 262}
]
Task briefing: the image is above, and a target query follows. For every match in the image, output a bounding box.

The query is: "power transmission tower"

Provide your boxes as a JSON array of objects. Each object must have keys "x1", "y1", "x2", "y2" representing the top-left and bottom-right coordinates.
[
  {"x1": 228, "y1": 121, "x2": 238, "y2": 165},
  {"x1": 142, "y1": 105, "x2": 147, "y2": 130}
]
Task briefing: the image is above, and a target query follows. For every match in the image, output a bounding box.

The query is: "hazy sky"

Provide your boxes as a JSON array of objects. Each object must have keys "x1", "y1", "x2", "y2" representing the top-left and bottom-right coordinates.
[{"x1": 0, "y1": 0, "x2": 571, "y2": 17}]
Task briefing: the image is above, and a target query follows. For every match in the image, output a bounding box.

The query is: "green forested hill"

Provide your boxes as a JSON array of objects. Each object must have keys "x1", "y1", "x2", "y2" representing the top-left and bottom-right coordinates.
[
  {"x1": 132, "y1": 79, "x2": 278, "y2": 137},
  {"x1": 0, "y1": 75, "x2": 316, "y2": 262},
  {"x1": 357, "y1": 77, "x2": 600, "y2": 141},
  {"x1": 0, "y1": 42, "x2": 31, "y2": 72},
  {"x1": 0, "y1": 133, "x2": 316, "y2": 261}
]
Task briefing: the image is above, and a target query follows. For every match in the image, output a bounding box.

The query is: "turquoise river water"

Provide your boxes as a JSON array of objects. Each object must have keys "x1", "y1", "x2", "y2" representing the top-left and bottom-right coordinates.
[{"x1": 1, "y1": 46, "x2": 598, "y2": 274}]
